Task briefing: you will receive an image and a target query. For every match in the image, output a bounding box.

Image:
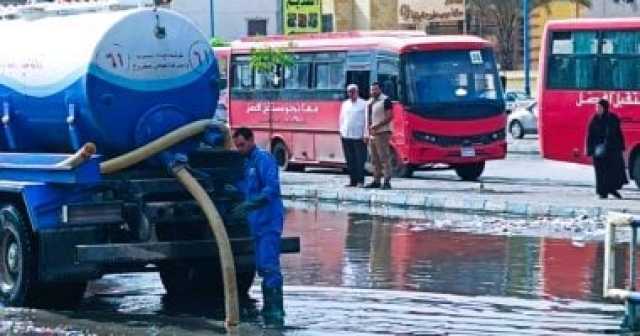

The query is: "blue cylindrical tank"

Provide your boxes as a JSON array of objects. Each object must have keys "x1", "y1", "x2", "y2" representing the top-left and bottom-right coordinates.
[{"x1": 0, "y1": 7, "x2": 219, "y2": 157}]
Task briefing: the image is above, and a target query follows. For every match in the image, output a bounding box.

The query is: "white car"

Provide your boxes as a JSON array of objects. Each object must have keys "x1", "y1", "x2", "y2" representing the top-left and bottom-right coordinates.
[
  {"x1": 507, "y1": 102, "x2": 538, "y2": 139},
  {"x1": 504, "y1": 91, "x2": 530, "y2": 114}
]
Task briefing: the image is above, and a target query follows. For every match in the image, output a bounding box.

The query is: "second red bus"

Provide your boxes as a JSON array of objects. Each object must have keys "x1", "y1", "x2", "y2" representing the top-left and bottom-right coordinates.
[{"x1": 539, "y1": 18, "x2": 640, "y2": 188}]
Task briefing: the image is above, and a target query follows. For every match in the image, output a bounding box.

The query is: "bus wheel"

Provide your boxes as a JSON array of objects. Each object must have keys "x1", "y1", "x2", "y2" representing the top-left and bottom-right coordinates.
[
  {"x1": 159, "y1": 258, "x2": 256, "y2": 301},
  {"x1": 271, "y1": 141, "x2": 290, "y2": 171},
  {"x1": 0, "y1": 204, "x2": 37, "y2": 307},
  {"x1": 454, "y1": 162, "x2": 485, "y2": 181},
  {"x1": 392, "y1": 150, "x2": 414, "y2": 178}
]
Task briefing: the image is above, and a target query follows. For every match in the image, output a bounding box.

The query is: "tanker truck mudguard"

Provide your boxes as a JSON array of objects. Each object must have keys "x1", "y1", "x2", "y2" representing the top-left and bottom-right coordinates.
[{"x1": 0, "y1": 6, "x2": 299, "y2": 309}]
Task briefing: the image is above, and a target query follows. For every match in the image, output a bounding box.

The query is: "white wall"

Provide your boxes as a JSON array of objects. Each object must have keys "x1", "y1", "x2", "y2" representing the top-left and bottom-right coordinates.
[
  {"x1": 169, "y1": 0, "x2": 212, "y2": 38},
  {"x1": 168, "y1": 0, "x2": 281, "y2": 41},
  {"x1": 215, "y1": 0, "x2": 280, "y2": 40}
]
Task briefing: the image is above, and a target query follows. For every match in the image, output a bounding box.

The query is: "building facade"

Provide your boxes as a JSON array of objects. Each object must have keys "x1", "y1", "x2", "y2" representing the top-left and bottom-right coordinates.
[
  {"x1": 586, "y1": 0, "x2": 640, "y2": 17},
  {"x1": 529, "y1": 0, "x2": 585, "y2": 68},
  {"x1": 322, "y1": 0, "x2": 398, "y2": 32},
  {"x1": 398, "y1": 0, "x2": 465, "y2": 34},
  {"x1": 284, "y1": 0, "x2": 323, "y2": 35},
  {"x1": 164, "y1": 0, "x2": 283, "y2": 41}
]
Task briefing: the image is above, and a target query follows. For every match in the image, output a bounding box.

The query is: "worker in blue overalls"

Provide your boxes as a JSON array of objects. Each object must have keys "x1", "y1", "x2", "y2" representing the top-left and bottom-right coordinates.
[{"x1": 231, "y1": 127, "x2": 285, "y2": 324}]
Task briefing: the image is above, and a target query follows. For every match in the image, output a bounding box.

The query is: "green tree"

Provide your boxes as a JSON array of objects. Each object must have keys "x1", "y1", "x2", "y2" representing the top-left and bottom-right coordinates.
[
  {"x1": 467, "y1": 0, "x2": 591, "y2": 70},
  {"x1": 249, "y1": 45, "x2": 293, "y2": 75},
  {"x1": 210, "y1": 37, "x2": 229, "y2": 48},
  {"x1": 249, "y1": 44, "x2": 294, "y2": 89}
]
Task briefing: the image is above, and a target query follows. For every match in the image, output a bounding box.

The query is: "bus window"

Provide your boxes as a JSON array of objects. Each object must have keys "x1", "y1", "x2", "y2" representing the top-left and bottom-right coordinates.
[
  {"x1": 599, "y1": 31, "x2": 640, "y2": 90},
  {"x1": 315, "y1": 62, "x2": 344, "y2": 89},
  {"x1": 218, "y1": 58, "x2": 228, "y2": 80},
  {"x1": 232, "y1": 63, "x2": 252, "y2": 89},
  {"x1": 316, "y1": 63, "x2": 330, "y2": 88},
  {"x1": 329, "y1": 62, "x2": 345, "y2": 88},
  {"x1": 255, "y1": 65, "x2": 284, "y2": 89},
  {"x1": 547, "y1": 31, "x2": 598, "y2": 89},
  {"x1": 378, "y1": 60, "x2": 399, "y2": 100},
  {"x1": 285, "y1": 63, "x2": 311, "y2": 89}
]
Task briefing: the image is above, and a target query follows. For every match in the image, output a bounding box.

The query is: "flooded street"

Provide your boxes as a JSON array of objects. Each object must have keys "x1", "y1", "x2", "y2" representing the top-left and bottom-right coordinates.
[{"x1": 0, "y1": 205, "x2": 630, "y2": 335}]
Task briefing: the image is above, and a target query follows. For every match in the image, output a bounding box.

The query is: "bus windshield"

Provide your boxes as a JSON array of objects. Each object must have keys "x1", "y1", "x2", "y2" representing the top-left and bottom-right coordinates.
[{"x1": 404, "y1": 49, "x2": 503, "y2": 120}]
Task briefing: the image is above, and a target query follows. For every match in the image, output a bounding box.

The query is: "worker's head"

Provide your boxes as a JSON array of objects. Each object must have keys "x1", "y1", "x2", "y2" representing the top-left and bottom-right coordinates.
[
  {"x1": 346, "y1": 84, "x2": 359, "y2": 101},
  {"x1": 233, "y1": 127, "x2": 256, "y2": 156},
  {"x1": 597, "y1": 99, "x2": 610, "y2": 116},
  {"x1": 370, "y1": 82, "x2": 382, "y2": 99}
]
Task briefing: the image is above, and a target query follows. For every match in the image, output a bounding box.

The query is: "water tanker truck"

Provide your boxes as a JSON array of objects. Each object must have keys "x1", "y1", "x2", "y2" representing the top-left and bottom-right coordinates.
[{"x1": 0, "y1": 4, "x2": 299, "y2": 312}]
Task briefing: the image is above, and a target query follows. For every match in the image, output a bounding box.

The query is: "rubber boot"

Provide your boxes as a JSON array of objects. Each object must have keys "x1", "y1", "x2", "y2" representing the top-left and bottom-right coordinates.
[{"x1": 261, "y1": 283, "x2": 285, "y2": 327}]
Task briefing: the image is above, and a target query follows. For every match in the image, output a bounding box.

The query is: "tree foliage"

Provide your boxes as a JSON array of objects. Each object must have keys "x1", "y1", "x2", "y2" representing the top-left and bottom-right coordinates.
[
  {"x1": 210, "y1": 37, "x2": 229, "y2": 48},
  {"x1": 249, "y1": 44, "x2": 294, "y2": 75}
]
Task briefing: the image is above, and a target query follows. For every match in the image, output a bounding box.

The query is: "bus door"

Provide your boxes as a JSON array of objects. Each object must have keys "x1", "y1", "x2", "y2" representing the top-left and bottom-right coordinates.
[
  {"x1": 346, "y1": 52, "x2": 373, "y2": 100},
  {"x1": 311, "y1": 52, "x2": 347, "y2": 164}
]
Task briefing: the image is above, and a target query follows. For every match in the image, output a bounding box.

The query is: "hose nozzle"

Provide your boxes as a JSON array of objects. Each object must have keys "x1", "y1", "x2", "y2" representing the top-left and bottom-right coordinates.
[{"x1": 55, "y1": 142, "x2": 97, "y2": 168}]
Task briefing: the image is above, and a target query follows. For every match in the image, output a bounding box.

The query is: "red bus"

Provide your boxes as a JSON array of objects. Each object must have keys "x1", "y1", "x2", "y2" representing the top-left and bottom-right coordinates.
[
  {"x1": 539, "y1": 18, "x2": 640, "y2": 187},
  {"x1": 216, "y1": 31, "x2": 506, "y2": 180}
]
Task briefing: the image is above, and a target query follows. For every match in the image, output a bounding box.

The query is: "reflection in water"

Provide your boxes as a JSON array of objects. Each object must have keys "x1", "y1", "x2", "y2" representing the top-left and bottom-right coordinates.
[
  {"x1": 0, "y1": 206, "x2": 629, "y2": 335},
  {"x1": 280, "y1": 206, "x2": 625, "y2": 334},
  {"x1": 282, "y1": 207, "x2": 611, "y2": 301},
  {"x1": 281, "y1": 206, "x2": 640, "y2": 305}
]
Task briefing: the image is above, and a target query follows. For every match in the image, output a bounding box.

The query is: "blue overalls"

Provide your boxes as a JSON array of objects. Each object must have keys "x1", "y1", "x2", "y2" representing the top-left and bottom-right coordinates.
[{"x1": 236, "y1": 146, "x2": 284, "y2": 289}]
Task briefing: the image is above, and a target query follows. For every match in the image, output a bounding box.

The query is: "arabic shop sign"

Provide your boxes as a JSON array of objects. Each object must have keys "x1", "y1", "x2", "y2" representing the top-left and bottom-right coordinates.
[
  {"x1": 284, "y1": 0, "x2": 322, "y2": 35},
  {"x1": 398, "y1": 0, "x2": 464, "y2": 25}
]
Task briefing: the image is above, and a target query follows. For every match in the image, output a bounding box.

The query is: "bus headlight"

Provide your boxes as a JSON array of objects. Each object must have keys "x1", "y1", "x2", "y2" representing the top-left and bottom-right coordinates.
[{"x1": 413, "y1": 131, "x2": 438, "y2": 144}]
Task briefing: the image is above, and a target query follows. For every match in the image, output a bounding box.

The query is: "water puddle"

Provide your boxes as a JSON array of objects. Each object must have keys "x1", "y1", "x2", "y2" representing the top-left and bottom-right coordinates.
[{"x1": 0, "y1": 205, "x2": 632, "y2": 335}]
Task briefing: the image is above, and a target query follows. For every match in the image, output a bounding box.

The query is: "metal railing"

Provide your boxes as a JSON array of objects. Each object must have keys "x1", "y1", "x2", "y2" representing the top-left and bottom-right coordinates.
[{"x1": 604, "y1": 212, "x2": 640, "y2": 330}]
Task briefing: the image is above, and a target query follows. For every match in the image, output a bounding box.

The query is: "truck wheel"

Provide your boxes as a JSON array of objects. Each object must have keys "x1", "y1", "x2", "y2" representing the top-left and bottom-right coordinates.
[
  {"x1": 0, "y1": 205, "x2": 37, "y2": 307},
  {"x1": 160, "y1": 258, "x2": 256, "y2": 301},
  {"x1": 34, "y1": 282, "x2": 87, "y2": 309},
  {"x1": 0, "y1": 205, "x2": 86, "y2": 309},
  {"x1": 454, "y1": 162, "x2": 485, "y2": 181}
]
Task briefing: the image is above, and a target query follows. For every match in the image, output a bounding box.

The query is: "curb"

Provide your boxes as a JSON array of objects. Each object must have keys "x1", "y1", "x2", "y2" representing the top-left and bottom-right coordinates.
[
  {"x1": 508, "y1": 150, "x2": 541, "y2": 156},
  {"x1": 281, "y1": 186, "x2": 606, "y2": 218}
]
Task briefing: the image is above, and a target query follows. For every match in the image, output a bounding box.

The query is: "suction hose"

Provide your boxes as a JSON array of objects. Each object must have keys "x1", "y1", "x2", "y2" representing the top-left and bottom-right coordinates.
[
  {"x1": 172, "y1": 165, "x2": 239, "y2": 326},
  {"x1": 100, "y1": 119, "x2": 211, "y2": 175},
  {"x1": 98, "y1": 120, "x2": 240, "y2": 327}
]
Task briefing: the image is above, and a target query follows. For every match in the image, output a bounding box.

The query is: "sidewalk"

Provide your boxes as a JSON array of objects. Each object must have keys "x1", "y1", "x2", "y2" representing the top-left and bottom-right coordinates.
[{"x1": 281, "y1": 169, "x2": 640, "y2": 219}]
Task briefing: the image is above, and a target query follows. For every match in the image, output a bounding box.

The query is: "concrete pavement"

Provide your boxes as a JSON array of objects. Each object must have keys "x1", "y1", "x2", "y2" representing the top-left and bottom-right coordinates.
[
  {"x1": 281, "y1": 153, "x2": 640, "y2": 218},
  {"x1": 507, "y1": 136, "x2": 539, "y2": 155}
]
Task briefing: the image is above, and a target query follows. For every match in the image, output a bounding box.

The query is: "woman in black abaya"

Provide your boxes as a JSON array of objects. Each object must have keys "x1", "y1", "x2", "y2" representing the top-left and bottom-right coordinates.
[{"x1": 586, "y1": 99, "x2": 628, "y2": 199}]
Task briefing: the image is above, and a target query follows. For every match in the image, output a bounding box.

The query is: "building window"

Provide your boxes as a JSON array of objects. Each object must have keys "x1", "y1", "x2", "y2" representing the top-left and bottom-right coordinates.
[
  {"x1": 247, "y1": 19, "x2": 267, "y2": 36},
  {"x1": 322, "y1": 14, "x2": 333, "y2": 32}
]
